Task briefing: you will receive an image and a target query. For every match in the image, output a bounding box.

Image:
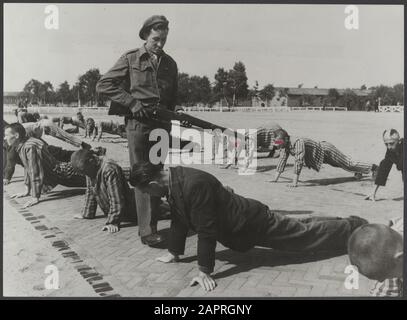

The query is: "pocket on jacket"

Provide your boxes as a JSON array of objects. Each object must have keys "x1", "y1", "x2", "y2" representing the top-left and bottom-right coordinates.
[{"x1": 131, "y1": 64, "x2": 153, "y2": 87}]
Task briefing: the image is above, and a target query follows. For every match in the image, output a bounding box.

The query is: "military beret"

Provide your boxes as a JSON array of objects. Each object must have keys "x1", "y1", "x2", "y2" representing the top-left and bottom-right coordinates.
[{"x1": 139, "y1": 15, "x2": 169, "y2": 40}]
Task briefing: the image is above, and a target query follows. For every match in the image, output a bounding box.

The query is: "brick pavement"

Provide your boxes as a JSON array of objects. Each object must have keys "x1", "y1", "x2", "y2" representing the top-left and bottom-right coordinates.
[{"x1": 3, "y1": 111, "x2": 403, "y2": 297}]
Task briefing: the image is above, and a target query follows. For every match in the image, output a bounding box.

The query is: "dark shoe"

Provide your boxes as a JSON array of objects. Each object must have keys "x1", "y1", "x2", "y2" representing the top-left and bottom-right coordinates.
[
  {"x1": 347, "y1": 215, "x2": 369, "y2": 233},
  {"x1": 141, "y1": 233, "x2": 166, "y2": 247}
]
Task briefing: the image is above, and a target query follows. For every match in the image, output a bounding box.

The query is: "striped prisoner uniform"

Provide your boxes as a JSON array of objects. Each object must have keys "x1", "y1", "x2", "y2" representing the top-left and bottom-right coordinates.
[
  {"x1": 91, "y1": 120, "x2": 126, "y2": 141},
  {"x1": 81, "y1": 158, "x2": 135, "y2": 226},
  {"x1": 16, "y1": 137, "x2": 86, "y2": 198},
  {"x1": 59, "y1": 116, "x2": 85, "y2": 129},
  {"x1": 214, "y1": 123, "x2": 282, "y2": 164},
  {"x1": 247, "y1": 123, "x2": 283, "y2": 151},
  {"x1": 276, "y1": 137, "x2": 374, "y2": 176},
  {"x1": 23, "y1": 120, "x2": 84, "y2": 148},
  {"x1": 240, "y1": 123, "x2": 283, "y2": 167},
  {"x1": 371, "y1": 217, "x2": 403, "y2": 297},
  {"x1": 4, "y1": 120, "x2": 85, "y2": 182}
]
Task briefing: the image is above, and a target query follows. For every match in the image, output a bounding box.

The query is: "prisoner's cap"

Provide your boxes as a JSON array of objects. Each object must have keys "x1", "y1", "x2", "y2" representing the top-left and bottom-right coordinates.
[
  {"x1": 139, "y1": 15, "x2": 169, "y2": 40},
  {"x1": 383, "y1": 129, "x2": 400, "y2": 143}
]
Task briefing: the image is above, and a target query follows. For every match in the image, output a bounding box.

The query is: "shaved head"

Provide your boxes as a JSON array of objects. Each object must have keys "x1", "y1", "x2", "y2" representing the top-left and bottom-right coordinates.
[{"x1": 348, "y1": 224, "x2": 403, "y2": 281}]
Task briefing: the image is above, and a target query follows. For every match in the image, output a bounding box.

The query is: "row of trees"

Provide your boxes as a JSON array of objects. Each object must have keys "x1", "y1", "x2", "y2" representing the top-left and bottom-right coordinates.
[
  {"x1": 322, "y1": 85, "x2": 404, "y2": 111},
  {"x1": 20, "y1": 69, "x2": 103, "y2": 106},
  {"x1": 177, "y1": 61, "x2": 251, "y2": 106},
  {"x1": 17, "y1": 62, "x2": 403, "y2": 110}
]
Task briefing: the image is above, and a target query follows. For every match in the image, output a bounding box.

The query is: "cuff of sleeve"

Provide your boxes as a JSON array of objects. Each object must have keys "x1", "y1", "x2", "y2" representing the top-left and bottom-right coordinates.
[
  {"x1": 375, "y1": 179, "x2": 386, "y2": 186},
  {"x1": 105, "y1": 216, "x2": 120, "y2": 227},
  {"x1": 168, "y1": 250, "x2": 180, "y2": 257},
  {"x1": 198, "y1": 265, "x2": 213, "y2": 274},
  {"x1": 168, "y1": 248, "x2": 185, "y2": 255},
  {"x1": 126, "y1": 97, "x2": 138, "y2": 109},
  {"x1": 82, "y1": 209, "x2": 96, "y2": 219},
  {"x1": 32, "y1": 189, "x2": 40, "y2": 199}
]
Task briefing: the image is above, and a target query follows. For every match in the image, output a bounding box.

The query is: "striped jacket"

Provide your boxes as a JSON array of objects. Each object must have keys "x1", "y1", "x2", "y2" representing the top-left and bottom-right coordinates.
[
  {"x1": 17, "y1": 137, "x2": 84, "y2": 198},
  {"x1": 276, "y1": 137, "x2": 324, "y2": 175},
  {"x1": 17, "y1": 138, "x2": 59, "y2": 198},
  {"x1": 92, "y1": 120, "x2": 126, "y2": 140},
  {"x1": 371, "y1": 217, "x2": 403, "y2": 297},
  {"x1": 82, "y1": 158, "x2": 135, "y2": 226},
  {"x1": 246, "y1": 123, "x2": 282, "y2": 150}
]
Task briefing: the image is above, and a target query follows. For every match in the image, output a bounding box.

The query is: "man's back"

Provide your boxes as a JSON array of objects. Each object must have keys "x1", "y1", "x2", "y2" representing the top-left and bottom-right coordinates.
[{"x1": 169, "y1": 166, "x2": 269, "y2": 248}]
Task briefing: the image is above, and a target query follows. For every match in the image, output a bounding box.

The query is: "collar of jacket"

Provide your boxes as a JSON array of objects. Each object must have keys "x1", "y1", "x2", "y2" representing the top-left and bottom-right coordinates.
[
  {"x1": 140, "y1": 45, "x2": 166, "y2": 58},
  {"x1": 16, "y1": 137, "x2": 29, "y2": 153},
  {"x1": 168, "y1": 167, "x2": 190, "y2": 226},
  {"x1": 92, "y1": 157, "x2": 112, "y2": 187},
  {"x1": 394, "y1": 138, "x2": 404, "y2": 155}
]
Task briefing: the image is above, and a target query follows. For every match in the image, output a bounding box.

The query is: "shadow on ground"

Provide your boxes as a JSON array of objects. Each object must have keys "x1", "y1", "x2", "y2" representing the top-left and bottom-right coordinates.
[
  {"x1": 255, "y1": 163, "x2": 293, "y2": 173},
  {"x1": 40, "y1": 188, "x2": 86, "y2": 203},
  {"x1": 273, "y1": 210, "x2": 313, "y2": 215},
  {"x1": 181, "y1": 248, "x2": 346, "y2": 281},
  {"x1": 304, "y1": 176, "x2": 360, "y2": 186}
]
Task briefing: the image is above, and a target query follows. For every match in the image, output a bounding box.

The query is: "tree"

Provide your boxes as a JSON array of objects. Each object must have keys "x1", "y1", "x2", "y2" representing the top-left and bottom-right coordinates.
[
  {"x1": 197, "y1": 76, "x2": 212, "y2": 104},
  {"x1": 78, "y1": 68, "x2": 102, "y2": 106},
  {"x1": 281, "y1": 88, "x2": 289, "y2": 97},
  {"x1": 248, "y1": 81, "x2": 260, "y2": 99},
  {"x1": 259, "y1": 84, "x2": 275, "y2": 102},
  {"x1": 298, "y1": 83, "x2": 303, "y2": 88},
  {"x1": 369, "y1": 85, "x2": 395, "y2": 106},
  {"x1": 40, "y1": 81, "x2": 55, "y2": 104},
  {"x1": 253, "y1": 81, "x2": 259, "y2": 93},
  {"x1": 23, "y1": 79, "x2": 43, "y2": 104},
  {"x1": 177, "y1": 72, "x2": 190, "y2": 106},
  {"x1": 213, "y1": 68, "x2": 232, "y2": 106},
  {"x1": 229, "y1": 61, "x2": 249, "y2": 105},
  {"x1": 360, "y1": 84, "x2": 367, "y2": 90},
  {"x1": 339, "y1": 89, "x2": 359, "y2": 110},
  {"x1": 327, "y1": 88, "x2": 340, "y2": 106},
  {"x1": 56, "y1": 81, "x2": 71, "y2": 105},
  {"x1": 177, "y1": 73, "x2": 213, "y2": 106},
  {"x1": 393, "y1": 83, "x2": 404, "y2": 105},
  {"x1": 71, "y1": 82, "x2": 84, "y2": 107}
]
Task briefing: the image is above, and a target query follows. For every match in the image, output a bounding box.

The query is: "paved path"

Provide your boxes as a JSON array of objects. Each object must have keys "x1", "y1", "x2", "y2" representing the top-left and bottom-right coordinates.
[{"x1": 3, "y1": 111, "x2": 403, "y2": 297}]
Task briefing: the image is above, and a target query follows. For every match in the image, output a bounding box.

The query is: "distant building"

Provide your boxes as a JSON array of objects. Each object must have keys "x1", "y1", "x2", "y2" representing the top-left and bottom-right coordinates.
[
  {"x1": 3, "y1": 91, "x2": 22, "y2": 105},
  {"x1": 276, "y1": 87, "x2": 371, "y2": 108},
  {"x1": 251, "y1": 87, "x2": 371, "y2": 108}
]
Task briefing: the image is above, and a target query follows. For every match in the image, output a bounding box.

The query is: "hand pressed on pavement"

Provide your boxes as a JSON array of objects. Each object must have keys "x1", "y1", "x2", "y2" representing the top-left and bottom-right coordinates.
[
  {"x1": 190, "y1": 271, "x2": 217, "y2": 291},
  {"x1": 102, "y1": 224, "x2": 120, "y2": 233}
]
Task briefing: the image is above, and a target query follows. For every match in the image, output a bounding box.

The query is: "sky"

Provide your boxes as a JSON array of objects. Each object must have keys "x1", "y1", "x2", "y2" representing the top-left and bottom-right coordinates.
[{"x1": 3, "y1": 3, "x2": 404, "y2": 92}]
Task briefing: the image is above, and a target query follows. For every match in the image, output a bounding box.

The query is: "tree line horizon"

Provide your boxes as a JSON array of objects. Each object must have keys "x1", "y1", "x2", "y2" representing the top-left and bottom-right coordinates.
[{"x1": 13, "y1": 61, "x2": 404, "y2": 111}]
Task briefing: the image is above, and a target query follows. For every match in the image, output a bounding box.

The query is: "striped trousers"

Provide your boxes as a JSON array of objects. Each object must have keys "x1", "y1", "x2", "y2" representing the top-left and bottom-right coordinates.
[
  {"x1": 42, "y1": 120, "x2": 84, "y2": 148},
  {"x1": 49, "y1": 162, "x2": 86, "y2": 188},
  {"x1": 320, "y1": 141, "x2": 373, "y2": 174}
]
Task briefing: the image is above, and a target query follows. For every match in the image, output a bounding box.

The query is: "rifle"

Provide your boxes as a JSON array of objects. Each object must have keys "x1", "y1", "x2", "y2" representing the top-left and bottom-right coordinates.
[{"x1": 108, "y1": 101, "x2": 246, "y2": 141}]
